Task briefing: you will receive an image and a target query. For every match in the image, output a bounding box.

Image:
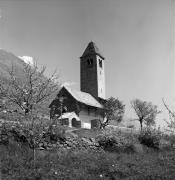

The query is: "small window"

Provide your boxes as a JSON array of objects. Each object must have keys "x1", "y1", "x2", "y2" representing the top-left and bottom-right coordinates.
[
  {"x1": 99, "y1": 59, "x2": 102, "y2": 68},
  {"x1": 87, "y1": 58, "x2": 93, "y2": 66},
  {"x1": 88, "y1": 107, "x2": 90, "y2": 115}
]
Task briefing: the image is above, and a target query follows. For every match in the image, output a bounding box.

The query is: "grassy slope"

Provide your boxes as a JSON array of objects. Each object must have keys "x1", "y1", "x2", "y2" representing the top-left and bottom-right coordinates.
[
  {"x1": 1, "y1": 143, "x2": 175, "y2": 180},
  {"x1": 1, "y1": 127, "x2": 175, "y2": 180}
]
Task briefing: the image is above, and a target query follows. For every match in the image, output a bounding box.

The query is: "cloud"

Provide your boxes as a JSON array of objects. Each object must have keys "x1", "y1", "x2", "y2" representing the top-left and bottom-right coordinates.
[
  {"x1": 18, "y1": 56, "x2": 34, "y2": 65},
  {"x1": 61, "y1": 81, "x2": 77, "y2": 87}
]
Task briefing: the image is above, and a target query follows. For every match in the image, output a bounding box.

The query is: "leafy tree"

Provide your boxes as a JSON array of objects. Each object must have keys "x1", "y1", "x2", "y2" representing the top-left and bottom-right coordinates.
[
  {"x1": 131, "y1": 99, "x2": 160, "y2": 130},
  {"x1": 101, "y1": 97, "x2": 125, "y2": 128}
]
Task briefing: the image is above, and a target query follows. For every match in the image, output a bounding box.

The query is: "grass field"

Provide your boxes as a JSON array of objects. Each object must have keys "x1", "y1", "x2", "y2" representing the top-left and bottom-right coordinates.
[{"x1": 1, "y1": 139, "x2": 175, "y2": 180}]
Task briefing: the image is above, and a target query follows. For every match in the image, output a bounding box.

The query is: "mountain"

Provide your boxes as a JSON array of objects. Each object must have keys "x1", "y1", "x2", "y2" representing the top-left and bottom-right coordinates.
[
  {"x1": 0, "y1": 49, "x2": 59, "y2": 111},
  {"x1": 0, "y1": 49, "x2": 26, "y2": 77}
]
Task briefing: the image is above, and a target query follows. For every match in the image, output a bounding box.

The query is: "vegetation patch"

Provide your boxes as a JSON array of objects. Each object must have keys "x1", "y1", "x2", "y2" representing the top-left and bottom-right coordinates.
[
  {"x1": 138, "y1": 128, "x2": 162, "y2": 149},
  {"x1": 1, "y1": 142, "x2": 175, "y2": 180},
  {"x1": 96, "y1": 129, "x2": 139, "y2": 153}
]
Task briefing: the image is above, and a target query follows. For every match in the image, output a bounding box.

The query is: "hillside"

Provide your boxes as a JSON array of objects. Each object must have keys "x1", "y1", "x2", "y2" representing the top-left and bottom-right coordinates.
[
  {"x1": 0, "y1": 49, "x2": 59, "y2": 116},
  {"x1": 0, "y1": 49, "x2": 26, "y2": 77}
]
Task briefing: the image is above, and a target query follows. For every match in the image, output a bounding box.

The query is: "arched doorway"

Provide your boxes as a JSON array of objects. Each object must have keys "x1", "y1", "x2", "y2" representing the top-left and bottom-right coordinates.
[
  {"x1": 91, "y1": 119, "x2": 100, "y2": 129},
  {"x1": 72, "y1": 118, "x2": 81, "y2": 128}
]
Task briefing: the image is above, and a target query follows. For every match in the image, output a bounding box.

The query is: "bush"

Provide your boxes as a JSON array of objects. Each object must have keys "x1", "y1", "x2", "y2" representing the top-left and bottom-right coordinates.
[
  {"x1": 161, "y1": 133, "x2": 175, "y2": 148},
  {"x1": 97, "y1": 135, "x2": 117, "y2": 151},
  {"x1": 43, "y1": 125, "x2": 66, "y2": 142},
  {"x1": 138, "y1": 128, "x2": 162, "y2": 149},
  {"x1": 0, "y1": 122, "x2": 37, "y2": 147},
  {"x1": 96, "y1": 130, "x2": 138, "y2": 153},
  {"x1": 0, "y1": 121, "x2": 66, "y2": 148}
]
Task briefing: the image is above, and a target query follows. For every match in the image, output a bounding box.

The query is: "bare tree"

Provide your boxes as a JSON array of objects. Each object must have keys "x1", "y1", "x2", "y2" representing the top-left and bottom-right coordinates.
[
  {"x1": 162, "y1": 99, "x2": 175, "y2": 135},
  {"x1": 0, "y1": 62, "x2": 60, "y2": 164},
  {"x1": 0, "y1": 62, "x2": 60, "y2": 124},
  {"x1": 101, "y1": 97, "x2": 125, "y2": 129},
  {"x1": 131, "y1": 99, "x2": 160, "y2": 130}
]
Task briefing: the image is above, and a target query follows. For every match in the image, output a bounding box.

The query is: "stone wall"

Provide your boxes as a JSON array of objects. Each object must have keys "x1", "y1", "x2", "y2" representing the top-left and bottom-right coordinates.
[
  {"x1": 0, "y1": 125, "x2": 101, "y2": 151},
  {"x1": 38, "y1": 136, "x2": 101, "y2": 151},
  {"x1": 80, "y1": 54, "x2": 105, "y2": 99},
  {"x1": 80, "y1": 54, "x2": 98, "y2": 98}
]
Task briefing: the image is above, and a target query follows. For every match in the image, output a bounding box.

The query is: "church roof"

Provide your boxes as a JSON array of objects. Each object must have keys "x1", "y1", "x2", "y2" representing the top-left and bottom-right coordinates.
[
  {"x1": 63, "y1": 86, "x2": 104, "y2": 109},
  {"x1": 81, "y1": 41, "x2": 104, "y2": 59}
]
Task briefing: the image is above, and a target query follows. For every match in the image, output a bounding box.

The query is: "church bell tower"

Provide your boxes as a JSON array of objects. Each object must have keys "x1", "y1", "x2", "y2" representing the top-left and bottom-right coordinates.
[{"x1": 80, "y1": 41, "x2": 105, "y2": 99}]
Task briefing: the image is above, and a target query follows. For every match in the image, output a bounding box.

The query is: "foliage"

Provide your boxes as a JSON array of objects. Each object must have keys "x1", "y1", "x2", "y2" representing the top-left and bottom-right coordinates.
[
  {"x1": 43, "y1": 125, "x2": 66, "y2": 142},
  {"x1": 1, "y1": 122, "x2": 40, "y2": 147},
  {"x1": 138, "y1": 127, "x2": 162, "y2": 149},
  {"x1": 131, "y1": 99, "x2": 160, "y2": 130},
  {"x1": 0, "y1": 120, "x2": 67, "y2": 149},
  {"x1": 96, "y1": 129, "x2": 138, "y2": 153},
  {"x1": 102, "y1": 97, "x2": 125, "y2": 128},
  {"x1": 1, "y1": 142, "x2": 175, "y2": 180}
]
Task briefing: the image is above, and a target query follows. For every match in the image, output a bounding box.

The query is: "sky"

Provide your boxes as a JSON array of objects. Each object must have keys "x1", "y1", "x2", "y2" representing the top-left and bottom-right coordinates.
[{"x1": 0, "y1": 0, "x2": 175, "y2": 128}]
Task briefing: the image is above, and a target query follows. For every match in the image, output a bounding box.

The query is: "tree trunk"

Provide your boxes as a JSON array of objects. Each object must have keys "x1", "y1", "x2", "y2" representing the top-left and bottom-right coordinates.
[
  {"x1": 99, "y1": 118, "x2": 109, "y2": 129},
  {"x1": 140, "y1": 119, "x2": 143, "y2": 131}
]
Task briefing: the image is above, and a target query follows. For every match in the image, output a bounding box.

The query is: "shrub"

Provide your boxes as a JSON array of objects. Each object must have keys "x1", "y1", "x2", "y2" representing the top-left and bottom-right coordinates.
[
  {"x1": 96, "y1": 130, "x2": 138, "y2": 153},
  {"x1": 43, "y1": 125, "x2": 66, "y2": 142},
  {"x1": 161, "y1": 133, "x2": 175, "y2": 148},
  {"x1": 0, "y1": 121, "x2": 66, "y2": 148},
  {"x1": 97, "y1": 135, "x2": 117, "y2": 151},
  {"x1": 138, "y1": 128, "x2": 162, "y2": 149},
  {"x1": 0, "y1": 122, "x2": 36, "y2": 147}
]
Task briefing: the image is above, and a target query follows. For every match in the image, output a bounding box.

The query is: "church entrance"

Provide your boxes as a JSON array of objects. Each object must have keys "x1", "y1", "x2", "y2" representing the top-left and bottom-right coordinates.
[
  {"x1": 91, "y1": 119, "x2": 100, "y2": 129},
  {"x1": 72, "y1": 118, "x2": 81, "y2": 128}
]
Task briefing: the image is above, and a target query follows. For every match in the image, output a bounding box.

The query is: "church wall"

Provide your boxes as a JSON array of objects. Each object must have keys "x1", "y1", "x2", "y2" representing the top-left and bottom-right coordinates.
[
  {"x1": 79, "y1": 104, "x2": 104, "y2": 129},
  {"x1": 80, "y1": 55, "x2": 98, "y2": 98},
  {"x1": 97, "y1": 56, "x2": 105, "y2": 99},
  {"x1": 50, "y1": 87, "x2": 104, "y2": 130}
]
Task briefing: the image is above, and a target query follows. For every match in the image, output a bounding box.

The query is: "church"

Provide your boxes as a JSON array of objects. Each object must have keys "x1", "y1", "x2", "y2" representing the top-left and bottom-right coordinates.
[{"x1": 49, "y1": 42, "x2": 106, "y2": 129}]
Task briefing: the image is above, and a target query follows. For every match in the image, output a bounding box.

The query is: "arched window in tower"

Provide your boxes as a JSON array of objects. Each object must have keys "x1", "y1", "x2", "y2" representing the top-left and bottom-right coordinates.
[
  {"x1": 99, "y1": 59, "x2": 102, "y2": 68},
  {"x1": 87, "y1": 58, "x2": 93, "y2": 67}
]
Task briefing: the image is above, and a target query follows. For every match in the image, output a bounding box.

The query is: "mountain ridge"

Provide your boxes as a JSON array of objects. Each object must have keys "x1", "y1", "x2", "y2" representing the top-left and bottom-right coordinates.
[{"x1": 0, "y1": 49, "x2": 27, "y2": 78}]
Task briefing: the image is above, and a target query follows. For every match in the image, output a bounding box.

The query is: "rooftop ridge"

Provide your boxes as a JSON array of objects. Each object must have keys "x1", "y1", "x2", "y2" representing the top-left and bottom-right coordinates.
[{"x1": 62, "y1": 86, "x2": 103, "y2": 109}]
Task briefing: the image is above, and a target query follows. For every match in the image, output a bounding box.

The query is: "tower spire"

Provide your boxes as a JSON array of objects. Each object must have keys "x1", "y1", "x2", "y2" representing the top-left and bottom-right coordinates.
[
  {"x1": 80, "y1": 42, "x2": 105, "y2": 99},
  {"x1": 81, "y1": 41, "x2": 104, "y2": 60}
]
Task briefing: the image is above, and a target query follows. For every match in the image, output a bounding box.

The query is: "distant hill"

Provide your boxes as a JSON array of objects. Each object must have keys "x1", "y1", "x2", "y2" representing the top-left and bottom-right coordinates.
[
  {"x1": 0, "y1": 49, "x2": 26, "y2": 77},
  {"x1": 0, "y1": 49, "x2": 60, "y2": 115}
]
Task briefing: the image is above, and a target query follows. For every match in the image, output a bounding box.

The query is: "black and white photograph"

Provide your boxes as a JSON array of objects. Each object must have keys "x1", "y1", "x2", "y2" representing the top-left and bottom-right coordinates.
[{"x1": 0, "y1": 0, "x2": 175, "y2": 179}]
